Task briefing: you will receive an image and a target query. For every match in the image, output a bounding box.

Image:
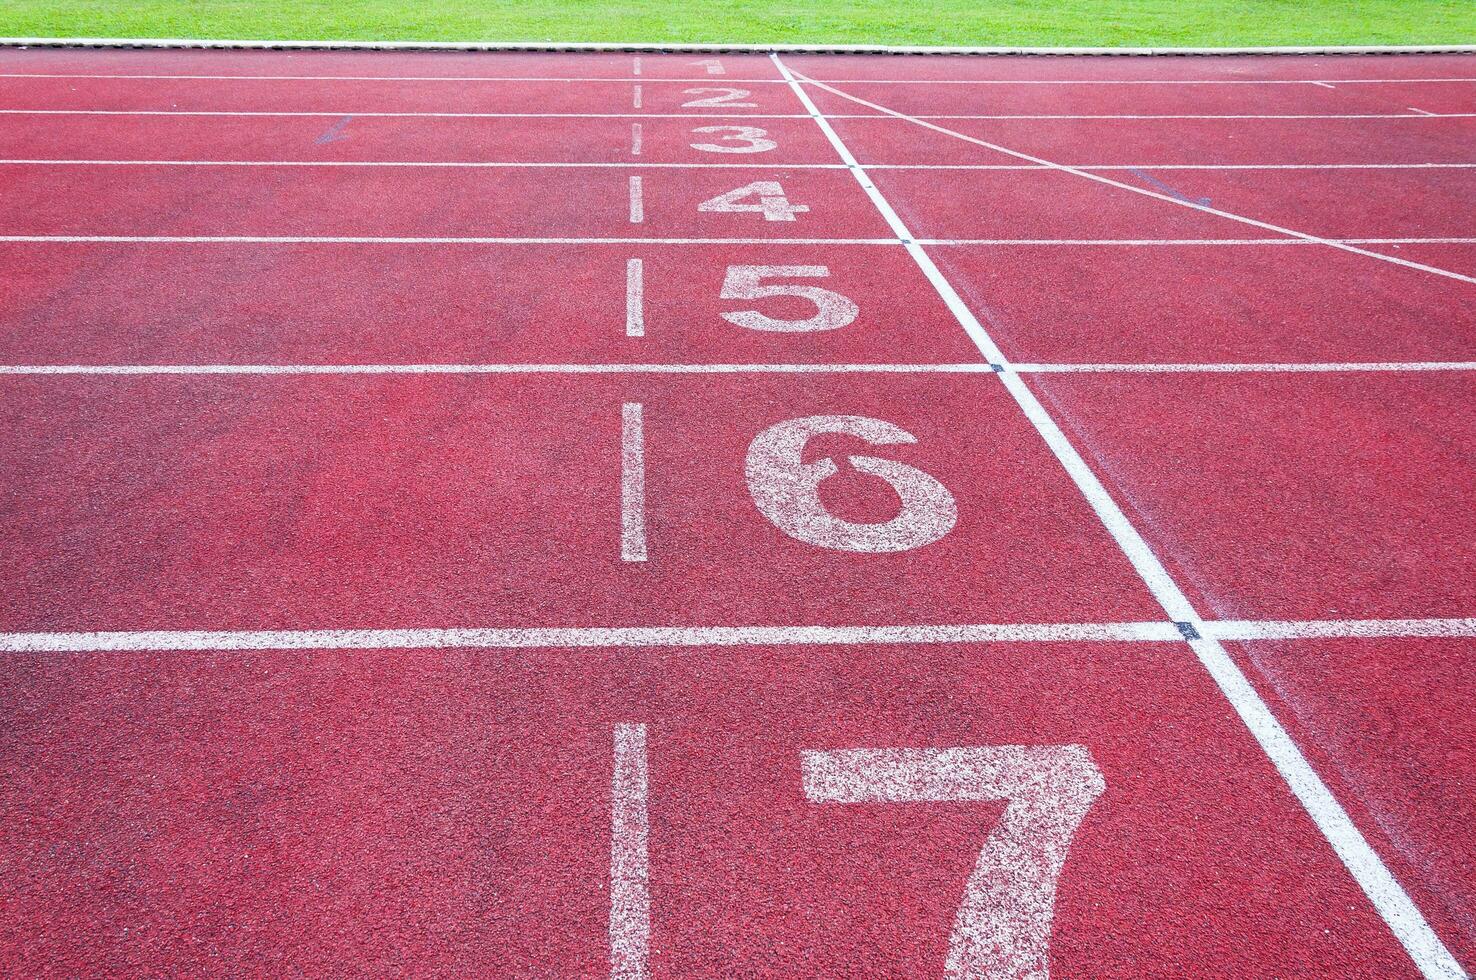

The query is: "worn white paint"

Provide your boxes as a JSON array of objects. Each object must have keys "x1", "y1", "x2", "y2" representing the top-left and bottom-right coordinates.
[
  {"x1": 621, "y1": 403, "x2": 647, "y2": 562},
  {"x1": 719, "y1": 265, "x2": 858, "y2": 332},
  {"x1": 746, "y1": 415, "x2": 957, "y2": 553},
  {"x1": 610, "y1": 723, "x2": 650, "y2": 980},
  {"x1": 804, "y1": 745, "x2": 1105, "y2": 978}
]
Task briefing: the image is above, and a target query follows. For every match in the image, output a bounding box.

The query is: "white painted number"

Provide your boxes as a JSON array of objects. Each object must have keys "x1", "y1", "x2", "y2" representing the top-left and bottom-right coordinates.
[
  {"x1": 698, "y1": 181, "x2": 809, "y2": 222},
  {"x1": 682, "y1": 87, "x2": 755, "y2": 108},
  {"x1": 720, "y1": 266, "x2": 858, "y2": 333},
  {"x1": 745, "y1": 415, "x2": 957, "y2": 552},
  {"x1": 803, "y1": 745, "x2": 1105, "y2": 979},
  {"x1": 689, "y1": 125, "x2": 777, "y2": 154},
  {"x1": 691, "y1": 59, "x2": 726, "y2": 75}
]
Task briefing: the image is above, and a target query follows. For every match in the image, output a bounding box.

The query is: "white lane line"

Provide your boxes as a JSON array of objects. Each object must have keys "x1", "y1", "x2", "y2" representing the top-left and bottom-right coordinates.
[
  {"x1": 625, "y1": 259, "x2": 645, "y2": 338},
  {"x1": 621, "y1": 403, "x2": 647, "y2": 563},
  {"x1": 0, "y1": 362, "x2": 1001, "y2": 376},
  {"x1": 0, "y1": 234, "x2": 1468, "y2": 247},
  {"x1": 797, "y1": 77, "x2": 1476, "y2": 86},
  {"x1": 0, "y1": 622, "x2": 1182, "y2": 652},
  {"x1": 10, "y1": 361, "x2": 1476, "y2": 378},
  {"x1": 3, "y1": 72, "x2": 1473, "y2": 84},
  {"x1": 0, "y1": 235, "x2": 905, "y2": 245},
  {"x1": 791, "y1": 70, "x2": 1476, "y2": 288},
  {"x1": 2, "y1": 109, "x2": 1472, "y2": 120},
  {"x1": 0, "y1": 72, "x2": 790, "y2": 82},
  {"x1": 628, "y1": 175, "x2": 643, "y2": 224},
  {"x1": 1011, "y1": 361, "x2": 1476, "y2": 374},
  {"x1": 900, "y1": 112, "x2": 1476, "y2": 120},
  {"x1": 609, "y1": 722, "x2": 650, "y2": 980},
  {"x1": 0, "y1": 109, "x2": 813, "y2": 118},
  {"x1": 632, "y1": 85, "x2": 642, "y2": 109},
  {"x1": 5, "y1": 159, "x2": 1476, "y2": 171},
  {"x1": 773, "y1": 52, "x2": 1468, "y2": 980},
  {"x1": 917, "y1": 237, "x2": 1476, "y2": 245},
  {"x1": 1206, "y1": 618, "x2": 1476, "y2": 641},
  {"x1": 2, "y1": 617, "x2": 1474, "y2": 653},
  {"x1": 630, "y1": 122, "x2": 642, "y2": 156},
  {"x1": 0, "y1": 158, "x2": 851, "y2": 168}
]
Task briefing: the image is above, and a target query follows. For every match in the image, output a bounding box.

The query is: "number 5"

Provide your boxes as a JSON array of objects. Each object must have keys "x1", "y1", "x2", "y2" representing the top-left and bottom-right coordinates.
[
  {"x1": 721, "y1": 265, "x2": 858, "y2": 332},
  {"x1": 803, "y1": 745, "x2": 1105, "y2": 979}
]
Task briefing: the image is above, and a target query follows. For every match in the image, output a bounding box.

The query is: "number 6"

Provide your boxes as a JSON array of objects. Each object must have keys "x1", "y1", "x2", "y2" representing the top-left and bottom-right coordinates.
[
  {"x1": 720, "y1": 265, "x2": 858, "y2": 333},
  {"x1": 803, "y1": 745, "x2": 1105, "y2": 979},
  {"x1": 746, "y1": 415, "x2": 957, "y2": 553}
]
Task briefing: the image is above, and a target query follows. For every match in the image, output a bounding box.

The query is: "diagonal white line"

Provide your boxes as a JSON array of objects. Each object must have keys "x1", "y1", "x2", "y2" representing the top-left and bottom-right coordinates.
[
  {"x1": 771, "y1": 52, "x2": 1467, "y2": 980},
  {"x1": 790, "y1": 70, "x2": 1476, "y2": 288}
]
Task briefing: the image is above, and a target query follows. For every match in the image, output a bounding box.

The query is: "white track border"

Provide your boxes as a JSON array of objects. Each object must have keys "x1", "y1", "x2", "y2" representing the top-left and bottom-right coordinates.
[{"x1": 1, "y1": 36, "x2": 1474, "y2": 56}]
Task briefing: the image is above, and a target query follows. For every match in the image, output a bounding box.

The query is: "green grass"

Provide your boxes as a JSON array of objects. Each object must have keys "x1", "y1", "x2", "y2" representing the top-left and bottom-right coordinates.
[{"x1": 1, "y1": 0, "x2": 1472, "y2": 48}]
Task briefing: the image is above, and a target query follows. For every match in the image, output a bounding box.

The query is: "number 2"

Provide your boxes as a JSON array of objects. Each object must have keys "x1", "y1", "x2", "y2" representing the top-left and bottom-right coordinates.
[{"x1": 682, "y1": 87, "x2": 755, "y2": 108}]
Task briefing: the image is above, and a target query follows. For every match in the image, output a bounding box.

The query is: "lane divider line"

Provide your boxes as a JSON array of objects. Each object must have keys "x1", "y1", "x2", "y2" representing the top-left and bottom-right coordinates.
[
  {"x1": 2, "y1": 108, "x2": 1472, "y2": 120},
  {"x1": 2, "y1": 70, "x2": 1474, "y2": 84},
  {"x1": 0, "y1": 234, "x2": 1469, "y2": 246},
  {"x1": 5, "y1": 361, "x2": 1476, "y2": 377},
  {"x1": 2, "y1": 617, "x2": 1475, "y2": 653}
]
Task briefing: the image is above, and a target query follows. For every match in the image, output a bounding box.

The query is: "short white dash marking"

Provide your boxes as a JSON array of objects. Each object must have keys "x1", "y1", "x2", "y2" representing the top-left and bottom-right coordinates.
[
  {"x1": 626, "y1": 258, "x2": 645, "y2": 337},
  {"x1": 632, "y1": 56, "x2": 642, "y2": 77},
  {"x1": 1311, "y1": 80, "x2": 1338, "y2": 89},
  {"x1": 1408, "y1": 107, "x2": 1437, "y2": 116},
  {"x1": 632, "y1": 84, "x2": 643, "y2": 109},
  {"x1": 621, "y1": 403, "x2": 648, "y2": 562},
  {"x1": 628, "y1": 175, "x2": 644, "y2": 224},
  {"x1": 609, "y1": 722, "x2": 650, "y2": 980},
  {"x1": 630, "y1": 122, "x2": 643, "y2": 156}
]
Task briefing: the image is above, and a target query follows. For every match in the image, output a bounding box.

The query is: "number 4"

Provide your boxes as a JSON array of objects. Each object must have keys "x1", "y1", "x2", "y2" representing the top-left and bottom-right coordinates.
[
  {"x1": 698, "y1": 181, "x2": 809, "y2": 222},
  {"x1": 803, "y1": 744, "x2": 1105, "y2": 979}
]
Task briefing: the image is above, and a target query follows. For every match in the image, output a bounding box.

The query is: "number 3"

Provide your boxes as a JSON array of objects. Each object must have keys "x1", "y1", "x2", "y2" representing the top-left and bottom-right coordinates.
[
  {"x1": 745, "y1": 415, "x2": 958, "y2": 553},
  {"x1": 690, "y1": 125, "x2": 777, "y2": 154}
]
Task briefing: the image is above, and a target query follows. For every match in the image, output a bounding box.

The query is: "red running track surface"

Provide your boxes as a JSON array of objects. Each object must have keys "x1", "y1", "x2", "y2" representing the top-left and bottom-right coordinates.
[{"x1": 1, "y1": 46, "x2": 1474, "y2": 979}]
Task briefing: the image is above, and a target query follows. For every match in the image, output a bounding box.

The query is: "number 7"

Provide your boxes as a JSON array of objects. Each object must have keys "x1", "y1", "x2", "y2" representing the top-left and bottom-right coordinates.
[{"x1": 802, "y1": 745, "x2": 1105, "y2": 979}]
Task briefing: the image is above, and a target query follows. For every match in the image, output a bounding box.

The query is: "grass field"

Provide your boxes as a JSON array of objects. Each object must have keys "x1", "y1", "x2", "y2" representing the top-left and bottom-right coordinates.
[{"x1": 0, "y1": 0, "x2": 1473, "y2": 48}]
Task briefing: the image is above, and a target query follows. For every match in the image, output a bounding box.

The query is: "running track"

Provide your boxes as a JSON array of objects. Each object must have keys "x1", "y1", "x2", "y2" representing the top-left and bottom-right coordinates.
[{"x1": 0, "y1": 46, "x2": 1474, "y2": 978}]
